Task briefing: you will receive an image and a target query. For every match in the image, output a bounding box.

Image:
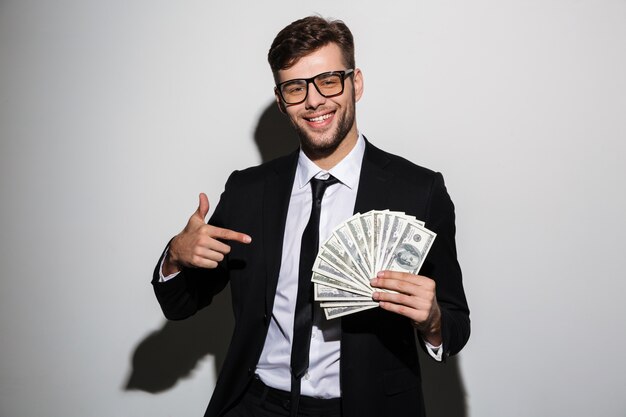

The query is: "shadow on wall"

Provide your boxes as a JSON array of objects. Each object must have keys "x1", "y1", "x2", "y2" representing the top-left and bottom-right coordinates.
[
  {"x1": 125, "y1": 286, "x2": 234, "y2": 393},
  {"x1": 253, "y1": 100, "x2": 300, "y2": 161},
  {"x1": 124, "y1": 101, "x2": 468, "y2": 417}
]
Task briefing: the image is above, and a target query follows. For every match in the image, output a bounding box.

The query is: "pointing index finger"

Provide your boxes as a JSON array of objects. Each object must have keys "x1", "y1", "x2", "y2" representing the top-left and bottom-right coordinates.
[{"x1": 211, "y1": 226, "x2": 252, "y2": 244}]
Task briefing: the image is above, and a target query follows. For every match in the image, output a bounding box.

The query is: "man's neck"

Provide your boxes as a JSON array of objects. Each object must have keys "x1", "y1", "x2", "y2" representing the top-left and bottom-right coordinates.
[{"x1": 304, "y1": 128, "x2": 359, "y2": 171}]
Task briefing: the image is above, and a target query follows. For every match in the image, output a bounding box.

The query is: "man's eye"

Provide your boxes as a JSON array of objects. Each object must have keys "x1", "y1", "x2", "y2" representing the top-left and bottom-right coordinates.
[{"x1": 284, "y1": 83, "x2": 305, "y2": 95}]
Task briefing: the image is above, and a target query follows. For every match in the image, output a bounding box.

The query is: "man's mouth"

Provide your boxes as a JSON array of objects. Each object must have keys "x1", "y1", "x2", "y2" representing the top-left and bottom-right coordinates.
[{"x1": 304, "y1": 111, "x2": 334, "y2": 124}]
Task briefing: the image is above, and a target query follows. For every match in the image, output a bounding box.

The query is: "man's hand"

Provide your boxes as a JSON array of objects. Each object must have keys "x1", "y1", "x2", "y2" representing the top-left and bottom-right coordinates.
[
  {"x1": 370, "y1": 271, "x2": 442, "y2": 346},
  {"x1": 162, "y1": 193, "x2": 252, "y2": 275}
]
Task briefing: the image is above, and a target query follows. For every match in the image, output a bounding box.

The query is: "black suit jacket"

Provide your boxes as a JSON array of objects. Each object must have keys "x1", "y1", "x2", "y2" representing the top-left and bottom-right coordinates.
[{"x1": 152, "y1": 139, "x2": 470, "y2": 417}]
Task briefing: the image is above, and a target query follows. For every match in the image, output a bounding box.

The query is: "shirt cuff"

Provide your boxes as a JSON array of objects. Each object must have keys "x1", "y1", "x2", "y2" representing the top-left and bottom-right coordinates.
[
  {"x1": 414, "y1": 327, "x2": 443, "y2": 361},
  {"x1": 159, "y1": 248, "x2": 181, "y2": 282},
  {"x1": 423, "y1": 339, "x2": 443, "y2": 361}
]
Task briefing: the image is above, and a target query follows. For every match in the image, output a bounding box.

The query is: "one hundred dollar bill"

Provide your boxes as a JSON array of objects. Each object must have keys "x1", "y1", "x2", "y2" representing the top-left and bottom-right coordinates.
[
  {"x1": 344, "y1": 214, "x2": 373, "y2": 277},
  {"x1": 320, "y1": 301, "x2": 379, "y2": 308},
  {"x1": 323, "y1": 303, "x2": 379, "y2": 320},
  {"x1": 335, "y1": 220, "x2": 371, "y2": 279},
  {"x1": 372, "y1": 210, "x2": 389, "y2": 272},
  {"x1": 311, "y1": 272, "x2": 372, "y2": 297},
  {"x1": 382, "y1": 221, "x2": 436, "y2": 274},
  {"x1": 358, "y1": 211, "x2": 375, "y2": 269},
  {"x1": 314, "y1": 282, "x2": 373, "y2": 301},
  {"x1": 378, "y1": 214, "x2": 408, "y2": 273}
]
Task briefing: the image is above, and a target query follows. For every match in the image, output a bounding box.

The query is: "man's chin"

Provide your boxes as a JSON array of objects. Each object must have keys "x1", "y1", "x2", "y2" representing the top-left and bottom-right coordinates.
[{"x1": 298, "y1": 134, "x2": 342, "y2": 158}]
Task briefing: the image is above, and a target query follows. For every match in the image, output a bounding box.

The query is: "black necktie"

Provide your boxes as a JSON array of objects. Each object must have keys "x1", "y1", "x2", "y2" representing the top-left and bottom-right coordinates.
[{"x1": 290, "y1": 175, "x2": 339, "y2": 416}]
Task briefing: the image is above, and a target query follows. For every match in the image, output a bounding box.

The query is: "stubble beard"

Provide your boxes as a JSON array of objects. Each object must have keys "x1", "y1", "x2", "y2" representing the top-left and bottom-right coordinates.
[{"x1": 291, "y1": 99, "x2": 356, "y2": 159}]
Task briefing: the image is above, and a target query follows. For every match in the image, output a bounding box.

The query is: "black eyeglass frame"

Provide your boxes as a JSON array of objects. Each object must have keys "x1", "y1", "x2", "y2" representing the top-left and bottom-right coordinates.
[{"x1": 275, "y1": 69, "x2": 355, "y2": 105}]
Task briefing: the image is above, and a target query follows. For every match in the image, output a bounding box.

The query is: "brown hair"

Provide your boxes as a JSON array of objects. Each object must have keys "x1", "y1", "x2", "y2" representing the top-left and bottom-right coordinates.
[{"x1": 268, "y1": 16, "x2": 355, "y2": 73}]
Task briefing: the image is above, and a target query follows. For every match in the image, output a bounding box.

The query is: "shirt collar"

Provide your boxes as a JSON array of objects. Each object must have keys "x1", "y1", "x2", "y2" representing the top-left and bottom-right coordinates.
[{"x1": 296, "y1": 133, "x2": 366, "y2": 190}]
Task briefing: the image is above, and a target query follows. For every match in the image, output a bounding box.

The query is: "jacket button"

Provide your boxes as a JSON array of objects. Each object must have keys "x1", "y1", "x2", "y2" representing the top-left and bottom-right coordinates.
[{"x1": 247, "y1": 367, "x2": 253, "y2": 375}]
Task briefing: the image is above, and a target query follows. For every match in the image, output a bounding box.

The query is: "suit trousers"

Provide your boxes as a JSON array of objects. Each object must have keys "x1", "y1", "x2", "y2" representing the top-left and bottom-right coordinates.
[{"x1": 223, "y1": 378, "x2": 342, "y2": 417}]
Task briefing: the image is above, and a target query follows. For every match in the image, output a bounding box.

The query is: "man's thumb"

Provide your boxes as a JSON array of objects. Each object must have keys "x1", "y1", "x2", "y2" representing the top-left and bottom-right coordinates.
[{"x1": 195, "y1": 192, "x2": 210, "y2": 220}]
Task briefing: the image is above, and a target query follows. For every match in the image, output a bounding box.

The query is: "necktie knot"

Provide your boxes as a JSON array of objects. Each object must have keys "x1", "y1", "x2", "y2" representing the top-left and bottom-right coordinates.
[{"x1": 310, "y1": 175, "x2": 340, "y2": 204}]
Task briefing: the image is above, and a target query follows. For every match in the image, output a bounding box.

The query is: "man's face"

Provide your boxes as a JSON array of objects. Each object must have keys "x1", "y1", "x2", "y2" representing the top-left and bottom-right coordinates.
[{"x1": 275, "y1": 43, "x2": 363, "y2": 158}]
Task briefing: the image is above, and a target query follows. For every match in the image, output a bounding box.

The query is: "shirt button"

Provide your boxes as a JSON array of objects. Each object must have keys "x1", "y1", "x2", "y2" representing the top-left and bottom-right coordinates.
[
  {"x1": 303, "y1": 373, "x2": 310, "y2": 380},
  {"x1": 311, "y1": 332, "x2": 316, "y2": 339}
]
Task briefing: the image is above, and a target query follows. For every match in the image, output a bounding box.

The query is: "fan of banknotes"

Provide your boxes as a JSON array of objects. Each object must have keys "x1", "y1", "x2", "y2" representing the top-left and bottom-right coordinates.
[{"x1": 312, "y1": 210, "x2": 437, "y2": 320}]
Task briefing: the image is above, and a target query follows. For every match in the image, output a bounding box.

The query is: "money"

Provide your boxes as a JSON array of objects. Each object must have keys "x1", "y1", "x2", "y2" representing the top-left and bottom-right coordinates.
[
  {"x1": 381, "y1": 222, "x2": 436, "y2": 274},
  {"x1": 313, "y1": 254, "x2": 371, "y2": 293},
  {"x1": 313, "y1": 210, "x2": 436, "y2": 319},
  {"x1": 311, "y1": 272, "x2": 372, "y2": 301},
  {"x1": 323, "y1": 303, "x2": 379, "y2": 320}
]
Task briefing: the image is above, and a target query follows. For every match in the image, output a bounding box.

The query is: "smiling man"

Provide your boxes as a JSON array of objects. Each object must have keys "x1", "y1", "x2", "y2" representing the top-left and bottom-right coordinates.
[
  {"x1": 153, "y1": 16, "x2": 470, "y2": 417},
  {"x1": 273, "y1": 42, "x2": 360, "y2": 170}
]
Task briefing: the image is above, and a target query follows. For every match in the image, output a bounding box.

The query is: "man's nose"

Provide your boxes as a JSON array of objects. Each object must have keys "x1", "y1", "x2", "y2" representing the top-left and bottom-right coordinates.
[{"x1": 304, "y1": 81, "x2": 326, "y2": 109}]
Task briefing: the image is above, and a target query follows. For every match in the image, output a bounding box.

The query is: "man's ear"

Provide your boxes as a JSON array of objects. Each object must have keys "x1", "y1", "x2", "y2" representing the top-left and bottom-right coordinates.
[
  {"x1": 353, "y1": 68, "x2": 364, "y2": 103},
  {"x1": 274, "y1": 88, "x2": 287, "y2": 113}
]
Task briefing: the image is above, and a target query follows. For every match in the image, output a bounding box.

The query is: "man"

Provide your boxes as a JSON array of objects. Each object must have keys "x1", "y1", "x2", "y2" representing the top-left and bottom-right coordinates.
[{"x1": 153, "y1": 16, "x2": 470, "y2": 417}]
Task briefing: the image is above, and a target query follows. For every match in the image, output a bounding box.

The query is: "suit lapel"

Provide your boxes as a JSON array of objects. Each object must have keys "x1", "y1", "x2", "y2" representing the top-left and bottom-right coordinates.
[
  {"x1": 353, "y1": 139, "x2": 394, "y2": 214},
  {"x1": 262, "y1": 150, "x2": 299, "y2": 316}
]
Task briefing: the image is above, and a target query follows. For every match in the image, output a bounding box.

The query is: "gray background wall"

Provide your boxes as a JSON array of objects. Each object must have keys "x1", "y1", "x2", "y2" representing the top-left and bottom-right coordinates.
[{"x1": 1, "y1": 1, "x2": 625, "y2": 416}]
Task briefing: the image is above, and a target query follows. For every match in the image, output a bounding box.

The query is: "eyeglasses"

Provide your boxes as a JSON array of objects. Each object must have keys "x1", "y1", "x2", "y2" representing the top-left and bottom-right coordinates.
[{"x1": 276, "y1": 69, "x2": 355, "y2": 105}]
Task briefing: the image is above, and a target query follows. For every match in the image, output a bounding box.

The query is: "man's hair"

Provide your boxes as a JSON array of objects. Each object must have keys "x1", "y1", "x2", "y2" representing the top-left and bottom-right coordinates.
[{"x1": 268, "y1": 16, "x2": 355, "y2": 73}]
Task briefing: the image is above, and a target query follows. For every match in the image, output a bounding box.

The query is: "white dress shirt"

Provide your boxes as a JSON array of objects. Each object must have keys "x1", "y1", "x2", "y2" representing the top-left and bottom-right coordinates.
[{"x1": 255, "y1": 135, "x2": 367, "y2": 398}]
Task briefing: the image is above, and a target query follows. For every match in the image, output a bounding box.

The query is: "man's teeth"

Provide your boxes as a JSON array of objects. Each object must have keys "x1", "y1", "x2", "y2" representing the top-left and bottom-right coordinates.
[{"x1": 308, "y1": 113, "x2": 332, "y2": 122}]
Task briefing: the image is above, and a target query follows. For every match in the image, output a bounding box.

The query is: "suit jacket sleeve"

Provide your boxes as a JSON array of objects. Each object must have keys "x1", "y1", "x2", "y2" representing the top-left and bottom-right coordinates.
[{"x1": 421, "y1": 172, "x2": 470, "y2": 359}]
